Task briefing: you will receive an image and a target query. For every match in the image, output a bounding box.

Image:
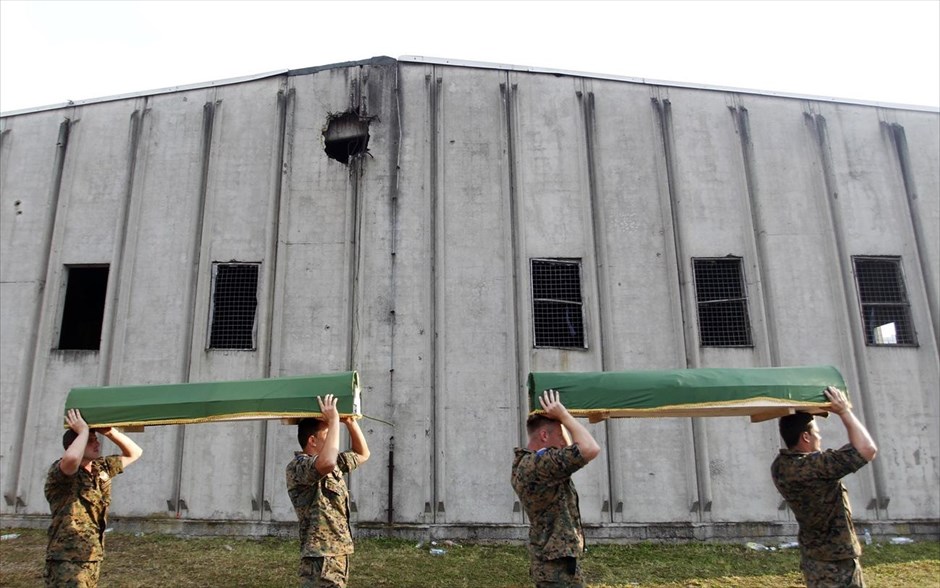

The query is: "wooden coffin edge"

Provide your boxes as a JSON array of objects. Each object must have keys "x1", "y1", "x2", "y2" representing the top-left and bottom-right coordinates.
[
  {"x1": 531, "y1": 398, "x2": 834, "y2": 423},
  {"x1": 69, "y1": 412, "x2": 363, "y2": 432}
]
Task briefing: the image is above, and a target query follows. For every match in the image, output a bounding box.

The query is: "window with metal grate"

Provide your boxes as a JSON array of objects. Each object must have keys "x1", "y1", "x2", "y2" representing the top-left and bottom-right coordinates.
[
  {"x1": 531, "y1": 258, "x2": 586, "y2": 349},
  {"x1": 692, "y1": 257, "x2": 753, "y2": 347},
  {"x1": 208, "y1": 262, "x2": 259, "y2": 350},
  {"x1": 853, "y1": 256, "x2": 917, "y2": 346}
]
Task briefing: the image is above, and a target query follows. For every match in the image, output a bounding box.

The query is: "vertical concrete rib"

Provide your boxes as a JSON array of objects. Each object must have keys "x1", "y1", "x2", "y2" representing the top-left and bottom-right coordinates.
[
  {"x1": 428, "y1": 71, "x2": 445, "y2": 522},
  {"x1": 3, "y1": 117, "x2": 71, "y2": 510},
  {"x1": 346, "y1": 68, "x2": 365, "y2": 373},
  {"x1": 170, "y1": 99, "x2": 217, "y2": 515},
  {"x1": 888, "y1": 123, "x2": 939, "y2": 351},
  {"x1": 343, "y1": 68, "x2": 369, "y2": 509},
  {"x1": 501, "y1": 78, "x2": 527, "y2": 453},
  {"x1": 652, "y1": 95, "x2": 712, "y2": 518},
  {"x1": 732, "y1": 103, "x2": 776, "y2": 366},
  {"x1": 386, "y1": 63, "x2": 404, "y2": 526},
  {"x1": 501, "y1": 75, "x2": 528, "y2": 523},
  {"x1": 105, "y1": 105, "x2": 151, "y2": 382},
  {"x1": 98, "y1": 105, "x2": 146, "y2": 386},
  {"x1": 579, "y1": 87, "x2": 619, "y2": 522},
  {"x1": 811, "y1": 112, "x2": 889, "y2": 514},
  {"x1": 653, "y1": 98, "x2": 696, "y2": 368},
  {"x1": 257, "y1": 84, "x2": 292, "y2": 520},
  {"x1": 0, "y1": 122, "x2": 8, "y2": 167},
  {"x1": 344, "y1": 156, "x2": 359, "y2": 368}
]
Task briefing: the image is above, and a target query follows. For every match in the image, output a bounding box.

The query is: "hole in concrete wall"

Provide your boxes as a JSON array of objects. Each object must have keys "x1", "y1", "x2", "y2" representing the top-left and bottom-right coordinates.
[{"x1": 323, "y1": 111, "x2": 370, "y2": 164}]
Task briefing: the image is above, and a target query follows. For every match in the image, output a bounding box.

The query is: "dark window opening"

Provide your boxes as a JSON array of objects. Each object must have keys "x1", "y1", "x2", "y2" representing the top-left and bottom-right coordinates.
[
  {"x1": 853, "y1": 256, "x2": 916, "y2": 346},
  {"x1": 531, "y1": 258, "x2": 585, "y2": 349},
  {"x1": 209, "y1": 262, "x2": 259, "y2": 350},
  {"x1": 58, "y1": 265, "x2": 109, "y2": 350},
  {"x1": 323, "y1": 112, "x2": 370, "y2": 164},
  {"x1": 692, "y1": 257, "x2": 753, "y2": 347}
]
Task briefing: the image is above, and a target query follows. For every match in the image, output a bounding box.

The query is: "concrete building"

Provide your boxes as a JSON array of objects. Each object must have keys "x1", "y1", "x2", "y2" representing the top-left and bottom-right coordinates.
[{"x1": 1, "y1": 56, "x2": 938, "y2": 542}]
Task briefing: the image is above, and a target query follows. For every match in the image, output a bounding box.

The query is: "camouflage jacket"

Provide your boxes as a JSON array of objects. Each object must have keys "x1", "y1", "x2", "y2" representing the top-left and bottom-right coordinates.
[
  {"x1": 44, "y1": 455, "x2": 124, "y2": 562},
  {"x1": 511, "y1": 445, "x2": 588, "y2": 561},
  {"x1": 286, "y1": 450, "x2": 361, "y2": 558},
  {"x1": 771, "y1": 444, "x2": 868, "y2": 561}
]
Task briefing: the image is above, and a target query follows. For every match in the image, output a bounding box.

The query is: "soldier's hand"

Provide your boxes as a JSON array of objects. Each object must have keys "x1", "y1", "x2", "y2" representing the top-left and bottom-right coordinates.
[
  {"x1": 317, "y1": 394, "x2": 340, "y2": 423},
  {"x1": 824, "y1": 386, "x2": 851, "y2": 415},
  {"x1": 539, "y1": 390, "x2": 570, "y2": 421},
  {"x1": 65, "y1": 409, "x2": 89, "y2": 435}
]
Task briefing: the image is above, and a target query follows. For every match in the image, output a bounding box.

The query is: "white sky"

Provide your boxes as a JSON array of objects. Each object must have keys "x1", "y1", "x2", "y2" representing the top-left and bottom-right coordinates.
[{"x1": 1, "y1": 0, "x2": 938, "y2": 114}]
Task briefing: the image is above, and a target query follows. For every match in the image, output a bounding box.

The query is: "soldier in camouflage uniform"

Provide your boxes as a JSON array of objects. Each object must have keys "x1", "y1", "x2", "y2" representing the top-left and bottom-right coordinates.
[
  {"x1": 771, "y1": 386, "x2": 878, "y2": 588},
  {"x1": 512, "y1": 390, "x2": 601, "y2": 588},
  {"x1": 44, "y1": 408, "x2": 143, "y2": 587},
  {"x1": 286, "y1": 394, "x2": 370, "y2": 588}
]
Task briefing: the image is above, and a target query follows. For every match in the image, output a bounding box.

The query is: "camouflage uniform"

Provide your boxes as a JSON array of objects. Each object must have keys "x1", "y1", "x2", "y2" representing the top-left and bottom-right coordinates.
[
  {"x1": 44, "y1": 455, "x2": 124, "y2": 588},
  {"x1": 42, "y1": 560, "x2": 100, "y2": 587},
  {"x1": 771, "y1": 444, "x2": 869, "y2": 588},
  {"x1": 286, "y1": 450, "x2": 361, "y2": 588},
  {"x1": 511, "y1": 445, "x2": 589, "y2": 588}
]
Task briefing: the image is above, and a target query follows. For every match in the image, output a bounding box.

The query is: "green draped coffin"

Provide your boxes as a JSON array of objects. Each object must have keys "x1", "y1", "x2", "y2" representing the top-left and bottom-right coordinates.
[
  {"x1": 64, "y1": 372, "x2": 361, "y2": 429},
  {"x1": 527, "y1": 366, "x2": 845, "y2": 422}
]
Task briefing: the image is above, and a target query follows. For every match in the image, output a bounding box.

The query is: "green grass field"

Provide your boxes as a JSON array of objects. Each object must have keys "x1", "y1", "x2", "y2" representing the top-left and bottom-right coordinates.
[{"x1": 1, "y1": 528, "x2": 937, "y2": 587}]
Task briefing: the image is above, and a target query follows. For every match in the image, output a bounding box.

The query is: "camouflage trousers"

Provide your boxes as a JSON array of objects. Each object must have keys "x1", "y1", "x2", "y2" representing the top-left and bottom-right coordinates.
[
  {"x1": 299, "y1": 555, "x2": 349, "y2": 588},
  {"x1": 43, "y1": 559, "x2": 101, "y2": 588},
  {"x1": 800, "y1": 554, "x2": 865, "y2": 588},
  {"x1": 529, "y1": 556, "x2": 584, "y2": 588}
]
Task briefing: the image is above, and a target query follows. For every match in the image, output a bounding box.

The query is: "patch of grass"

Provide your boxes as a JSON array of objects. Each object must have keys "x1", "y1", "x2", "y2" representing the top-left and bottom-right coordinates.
[{"x1": 1, "y1": 528, "x2": 937, "y2": 587}]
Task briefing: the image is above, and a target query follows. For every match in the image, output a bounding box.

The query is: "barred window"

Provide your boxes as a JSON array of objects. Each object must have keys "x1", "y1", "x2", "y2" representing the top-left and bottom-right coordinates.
[
  {"x1": 531, "y1": 258, "x2": 585, "y2": 349},
  {"x1": 853, "y1": 256, "x2": 916, "y2": 346},
  {"x1": 692, "y1": 257, "x2": 753, "y2": 347},
  {"x1": 58, "y1": 265, "x2": 109, "y2": 351},
  {"x1": 208, "y1": 262, "x2": 259, "y2": 350}
]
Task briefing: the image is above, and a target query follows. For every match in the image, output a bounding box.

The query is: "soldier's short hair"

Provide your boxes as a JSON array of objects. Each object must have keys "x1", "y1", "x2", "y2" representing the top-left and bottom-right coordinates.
[
  {"x1": 526, "y1": 414, "x2": 558, "y2": 436},
  {"x1": 779, "y1": 412, "x2": 815, "y2": 449},
  {"x1": 62, "y1": 429, "x2": 79, "y2": 450},
  {"x1": 297, "y1": 418, "x2": 327, "y2": 448}
]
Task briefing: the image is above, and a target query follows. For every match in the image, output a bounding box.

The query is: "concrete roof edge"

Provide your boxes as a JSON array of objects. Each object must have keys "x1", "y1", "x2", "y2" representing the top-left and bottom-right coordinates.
[
  {"x1": 3, "y1": 55, "x2": 937, "y2": 117},
  {"x1": 398, "y1": 55, "x2": 940, "y2": 113},
  {"x1": 0, "y1": 56, "x2": 401, "y2": 118},
  {"x1": 0, "y1": 69, "x2": 290, "y2": 118},
  {"x1": 287, "y1": 55, "x2": 398, "y2": 77}
]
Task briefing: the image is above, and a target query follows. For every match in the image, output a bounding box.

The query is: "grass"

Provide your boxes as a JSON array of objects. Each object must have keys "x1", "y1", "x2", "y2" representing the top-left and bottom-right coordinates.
[{"x1": 1, "y1": 528, "x2": 937, "y2": 587}]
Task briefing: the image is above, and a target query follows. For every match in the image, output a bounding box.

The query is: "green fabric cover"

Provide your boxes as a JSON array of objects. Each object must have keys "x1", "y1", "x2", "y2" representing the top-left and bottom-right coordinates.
[
  {"x1": 65, "y1": 372, "x2": 360, "y2": 428},
  {"x1": 527, "y1": 366, "x2": 844, "y2": 421}
]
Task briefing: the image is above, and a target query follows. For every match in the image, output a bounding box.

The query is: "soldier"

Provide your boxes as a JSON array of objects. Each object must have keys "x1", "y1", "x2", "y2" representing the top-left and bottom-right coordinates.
[
  {"x1": 511, "y1": 389, "x2": 601, "y2": 588},
  {"x1": 286, "y1": 394, "x2": 370, "y2": 588},
  {"x1": 772, "y1": 386, "x2": 878, "y2": 588},
  {"x1": 44, "y1": 408, "x2": 143, "y2": 587}
]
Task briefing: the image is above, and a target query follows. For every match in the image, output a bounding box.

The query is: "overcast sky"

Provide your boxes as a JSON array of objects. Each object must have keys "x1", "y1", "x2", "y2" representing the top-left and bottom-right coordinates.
[{"x1": 1, "y1": 0, "x2": 938, "y2": 114}]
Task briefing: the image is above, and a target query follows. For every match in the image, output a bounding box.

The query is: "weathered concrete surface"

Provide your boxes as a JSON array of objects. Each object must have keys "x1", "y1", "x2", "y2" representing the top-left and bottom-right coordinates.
[
  {"x1": 3, "y1": 514, "x2": 938, "y2": 546},
  {"x1": 1, "y1": 57, "x2": 937, "y2": 540}
]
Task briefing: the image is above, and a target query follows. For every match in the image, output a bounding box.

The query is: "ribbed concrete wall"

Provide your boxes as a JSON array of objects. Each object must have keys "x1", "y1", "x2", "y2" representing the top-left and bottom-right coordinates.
[{"x1": 1, "y1": 57, "x2": 937, "y2": 540}]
